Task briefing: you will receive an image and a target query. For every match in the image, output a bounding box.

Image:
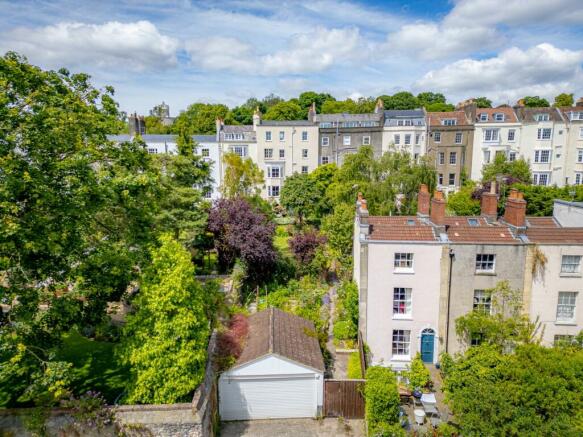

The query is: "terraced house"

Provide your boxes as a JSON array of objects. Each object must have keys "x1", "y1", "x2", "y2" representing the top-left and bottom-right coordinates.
[
  {"x1": 353, "y1": 185, "x2": 583, "y2": 369},
  {"x1": 382, "y1": 108, "x2": 427, "y2": 159}
]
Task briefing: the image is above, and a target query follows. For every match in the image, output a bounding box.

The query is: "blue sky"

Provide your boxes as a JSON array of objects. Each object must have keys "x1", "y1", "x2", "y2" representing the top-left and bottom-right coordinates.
[{"x1": 2, "y1": 0, "x2": 583, "y2": 115}]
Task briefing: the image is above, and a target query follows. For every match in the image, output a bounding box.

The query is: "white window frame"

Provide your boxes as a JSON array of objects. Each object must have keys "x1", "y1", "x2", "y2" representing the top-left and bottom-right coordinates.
[
  {"x1": 533, "y1": 172, "x2": 550, "y2": 186},
  {"x1": 279, "y1": 131, "x2": 285, "y2": 141},
  {"x1": 392, "y1": 330, "x2": 411, "y2": 358},
  {"x1": 449, "y1": 152, "x2": 457, "y2": 165},
  {"x1": 267, "y1": 185, "x2": 280, "y2": 197},
  {"x1": 575, "y1": 173, "x2": 582, "y2": 185},
  {"x1": 404, "y1": 134, "x2": 411, "y2": 145},
  {"x1": 231, "y1": 145, "x2": 248, "y2": 157},
  {"x1": 362, "y1": 136, "x2": 371, "y2": 145},
  {"x1": 265, "y1": 131, "x2": 272, "y2": 141},
  {"x1": 434, "y1": 132, "x2": 441, "y2": 143},
  {"x1": 484, "y1": 150, "x2": 491, "y2": 164},
  {"x1": 475, "y1": 254, "x2": 496, "y2": 273},
  {"x1": 438, "y1": 173, "x2": 443, "y2": 185},
  {"x1": 201, "y1": 148, "x2": 210, "y2": 157},
  {"x1": 479, "y1": 113, "x2": 488, "y2": 121},
  {"x1": 438, "y1": 152, "x2": 445, "y2": 165},
  {"x1": 494, "y1": 113, "x2": 504, "y2": 121},
  {"x1": 556, "y1": 292, "x2": 577, "y2": 323},
  {"x1": 508, "y1": 151, "x2": 517, "y2": 162},
  {"x1": 394, "y1": 252, "x2": 414, "y2": 271},
  {"x1": 301, "y1": 131, "x2": 308, "y2": 141},
  {"x1": 455, "y1": 132, "x2": 462, "y2": 144},
  {"x1": 302, "y1": 149, "x2": 308, "y2": 158},
  {"x1": 322, "y1": 136, "x2": 330, "y2": 146},
  {"x1": 534, "y1": 150, "x2": 551, "y2": 163},
  {"x1": 577, "y1": 149, "x2": 583, "y2": 163},
  {"x1": 473, "y1": 289, "x2": 492, "y2": 314},
  {"x1": 393, "y1": 288, "x2": 412, "y2": 318},
  {"x1": 442, "y1": 119, "x2": 457, "y2": 126},
  {"x1": 448, "y1": 173, "x2": 456, "y2": 186},
  {"x1": 484, "y1": 129, "x2": 499, "y2": 142},
  {"x1": 415, "y1": 134, "x2": 420, "y2": 145},
  {"x1": 508, "y1": 129, "x2": 516, "y2": 142},
  {"x1": 535, "y1": 113, "x2": 550, "y2": 122},
  {"x1": 343, "y1": 135, "x2": 351, "y2": 146},
  {"x1": 561, "y1": 255, "x2": 581, "y2": 274},
  {"x1": 147, "y1": 148, "x2": 158, "y2": 154},
  {"x1": 264, "y1": 148, "x2": 273, "y2": 159},
  {"x1": 579, "y1": 127, "x2": 583, "y2": 139},
  {"x1": 267, "y1": 165, "x2": 281, "y2": 179},
  {"x1": 394, "y1": 134, "x2": 400, "y2": 145},
  {"x1": 279, "y1": 149, "x2": 285, "y2": 159},
  {"x1": 537, "y1": 128, "x2": 552, "y2": 140}
]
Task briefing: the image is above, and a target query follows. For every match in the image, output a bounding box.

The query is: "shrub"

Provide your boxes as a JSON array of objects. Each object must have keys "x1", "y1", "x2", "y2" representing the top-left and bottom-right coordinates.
[
  {"x1": 439, "y1": 352, "x2": 455, "y2": 379},
  {"x1": 333, "y1": 320, "x2": 356, "y2": 341},
  {"x1": 370, "y1": 422, "x2": 407, "y2": 437},
  {"x1": 61, "y1": 391, "x2": 114, "y2": 430},
  {"x1": 365, "y1": 366, "x2": 400, "y2": 432},
  {"x1": 403, "y1": 353, "x2": 431, "y2": 390},
  {"x1": 216, "y1": 314, "x2": 249, "y2": 370},
  {"x1": 334, "y1": 281, "x2": 359, "y2": 341},
  {"x1": 347, "y1": 351, "x2": 362, "y2": 379},
  {"x1": 288, "y1": 230, "x2": 326, "y2": 265}
]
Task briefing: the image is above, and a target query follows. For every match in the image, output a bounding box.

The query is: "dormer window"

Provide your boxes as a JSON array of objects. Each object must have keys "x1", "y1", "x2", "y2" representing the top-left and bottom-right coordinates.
[
  {"x1": 534, "y1": 113, "x2": 550, "y2": 122},
  {"x1": 442, "y1": 119, "x2": 457, "y2": 126},
  {"x1": 493, "y1": 113, "x2": 504, "y2": 121},
  {"x1": 479, "y1": 113, "x2": 488, "y2": 121},
  {"x1": 570, "y1": 112, "x2": 583, "y2": 121}
]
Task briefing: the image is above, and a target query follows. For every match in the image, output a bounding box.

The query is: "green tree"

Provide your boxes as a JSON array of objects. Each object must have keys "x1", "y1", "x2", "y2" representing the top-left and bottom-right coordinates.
[
  {"x1": 230, "y1": 105, "x2": 253, "y2": 125},
  {"x1": 309, "y1": 163, "x2": 338, "y2": 219},
  {"x1": 447, "y1": 181, "x2": 481, "y2": 216},
  {"x1": 322, "y1": 203, "x2": 355, "y2": 266},
  {"x1": 172, "y1": 103, "x2": 231, "y2": 134},
  {"x1": 263, "y1": 101, "x2": 303, "y2": 120},
  {"x1": 523, "y1": 96, "x2": 550, "y2": 107},
  {"x1": 144, "y1": 115, "x2": 171, "y2": 134},
  {"x1": 379, "y1": 91, "x2": 419, "y2": 110},
  {"x1": 280, "y1": 173, "x2": 321, "y2": 225},
  {"x1": 474, "y1": 96, "x2": 492, "y2": 108},
  {"x1": 298, "y1": 91, "x2": 335, "y2": 116},
  {"x1": 262, "y1": 93, "x2": 284, "y2": 109},
  {"x1": 365, "y1": 366, "x2": 401, "y2": 434},
  {"x1": 553, "y1": 92, "x2": 574, "y2": 107},
  {"x1": 417, "y1": 92, "x2": 446, "y2": 107},
  {"x1": 221, "y1": 152, "x2": 264, "y2": 198},
  {"x1": 425, "y1": 102, "x2": 455, "y2": 112},
  {"x1": 511, "y1": 184, "x2": 583, "y2": 216},
  {"x1": 120, "y1": 234, "x2": 210, "y2": 404},
  {"x1": 482, "y1": 153, "x2": 531, "y2": 184}
]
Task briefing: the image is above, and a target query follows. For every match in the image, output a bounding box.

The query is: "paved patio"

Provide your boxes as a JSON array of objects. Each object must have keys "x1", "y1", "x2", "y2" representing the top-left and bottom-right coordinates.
[{"x1": 220, "y1": 418, "x2": 365, "y2": 437}]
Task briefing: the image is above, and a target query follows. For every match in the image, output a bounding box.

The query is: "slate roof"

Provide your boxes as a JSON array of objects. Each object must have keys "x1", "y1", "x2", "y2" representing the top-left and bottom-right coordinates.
[
  {"x1": 234, "y1": 307, "x2": 325, "y2": 372},
  {"x1": 475, "y1": 107, "x2": 518, "y2": 123},
  {"x1": 314, "y1": 113, "x2": 382, "y2": 122},
  {"x1": 222, "y1": 125, "x2": 255, "y2": 133},
  {"x1": 259, "y1": 120, "x2": 315, "y2": 126},
  {"x1": 384, "y1": 109, "x2": 425, "y2": 118},
  {"x1": 514, "y1": 107, "x2": 563, "y2": 123},
  {"x1": 426, "y1": 111, "x2": 470, "y2": 127}
]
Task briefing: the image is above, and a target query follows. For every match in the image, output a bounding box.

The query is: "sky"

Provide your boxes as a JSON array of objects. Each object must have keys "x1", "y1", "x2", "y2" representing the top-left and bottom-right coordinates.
[{"x1": 2, "y1": 0, "x2": 583, "y2": 115}]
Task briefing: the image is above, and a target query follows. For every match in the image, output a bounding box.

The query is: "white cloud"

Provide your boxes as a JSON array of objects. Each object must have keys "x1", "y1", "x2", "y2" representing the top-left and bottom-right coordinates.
[
  {"x1": 2, "y1": 21, "x2": 179, "y2": 71},
  {"x1": 186, "y1": 27, "x2": 368, "y2": 76},
  {"x1": 414, "y1": 44, "x2": 583, "y2": 103},
  {"x1": 386, "y1": 22, "x2": 499, "y2": 60},
  {"x1": 446, "y1": 0, "x2": 583, "y2": 26}
]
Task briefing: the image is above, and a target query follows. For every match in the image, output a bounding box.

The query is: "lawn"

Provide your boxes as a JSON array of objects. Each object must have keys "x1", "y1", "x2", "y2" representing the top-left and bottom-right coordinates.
[
  {"x1": 55, "y1": 330, "x2": 130, "y2": 404},
  {"x1": 274, "y1": 225, "x2": 291, "y2": 257}
]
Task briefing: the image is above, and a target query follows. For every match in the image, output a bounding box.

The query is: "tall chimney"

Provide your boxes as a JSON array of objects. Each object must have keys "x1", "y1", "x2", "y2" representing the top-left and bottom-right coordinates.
[
  {"x1": 308, "y1": 102, "x2": 317, "y2": 122},
  {"x1": 430, "y1": 190, "x2": 446, "y2": 225},
  {"x1": 503, "y1": 189, "x2": 527, "y2": 228},
  {"x1": 374, "y1": 98, "x2": 385, "y2": 114},
  {"x1": 417, "y1": 184, "x2": 430, "y2": 216},
  {"x1": 481, "y1": 181, "x2": 498, "y2": 220}
]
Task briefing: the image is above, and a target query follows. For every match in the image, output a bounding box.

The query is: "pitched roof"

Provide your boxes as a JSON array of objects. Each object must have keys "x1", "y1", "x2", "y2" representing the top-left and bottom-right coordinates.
[
  {"x1": 525, "y1": 216, "x2": 560, "y2": 228},
  {"x1": 384, "y1": 109, "x2": 425, "y2": 118},
  {"x1": 514, "y1": 107, "x2": 563, "y2": 123},
  {"x1": 426, "y1": 111, "x2": 469, "y2": 126},
  {"x1": 259, "y1": 120, "x2": 315, "y2": 126},
  {"x1": 368, "y1": 216, "x2": 437, "y2": 241},
  {"x1": 222, "y1": 125, "x2": 255, "y2": 133},
  {"x1": 525, "y1": 228, "x2": 583, "y2": 244},
  {"x1": 235, "y1": 308, "x2": 325, "y2": 372},
  {"x1": 314, "y1": 113, "x2": 382, "y2": 123},
  {"x1": 475, "y1": 107, "x2": 518, "y2": 123}
]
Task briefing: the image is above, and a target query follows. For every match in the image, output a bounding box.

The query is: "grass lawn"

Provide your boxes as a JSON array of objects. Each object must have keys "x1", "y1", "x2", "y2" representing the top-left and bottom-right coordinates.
[
  {"x1": 55, "y1": 330, "x2": 130, "y2": 404},
  {"x1": 274, "y1": 225, "x2": 291, "y2": 257}
]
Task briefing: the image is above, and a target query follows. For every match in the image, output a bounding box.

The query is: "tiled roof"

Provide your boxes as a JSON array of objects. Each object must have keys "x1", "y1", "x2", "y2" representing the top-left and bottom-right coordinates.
[
  {"x1": 446, "y1": 226, "x2": 517, "y2": 243},
  {"x1": 514, "y1": 107, "x2": 563, "y2": 123},
  {"x1": 426, "y1": 111, "x2": 469, "y2": 127},
  {"x1": 557, "y1": 107, "x2": 583, "y2": 121},
  {"x1": 368, "y1": 216, "x2": 437, "y2": 241},
  {"x1": 526, "y1": 217, "x2": 560, "y2": 228},
  {"x1": 525, "y1": 228, "x2": 583, "y2": 244},
  {"x1": 235, "y1": 308, "x2": 325, "y2": 372},
  {"x1": 475, "y1": 107, "x2": 518, "y2": 123}
]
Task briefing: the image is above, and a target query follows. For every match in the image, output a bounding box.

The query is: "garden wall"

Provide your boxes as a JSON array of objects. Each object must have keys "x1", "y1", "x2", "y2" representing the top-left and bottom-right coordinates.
[{"x1": 0, "y1": 333, "x2": 218, "y2": 437}]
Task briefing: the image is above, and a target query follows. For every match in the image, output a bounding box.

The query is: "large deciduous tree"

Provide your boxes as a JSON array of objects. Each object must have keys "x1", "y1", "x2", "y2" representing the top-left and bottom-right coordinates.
[
  {"x1": 522, "y1": 95, "x2": 550, "y2": 107},
  {"x1": 474, "y1": 96, "x2": 492, "y2": 108},
  {"x1": 481, "y1": 153, "x2": 531, "y2": 184},
  {"x1": 280, "y1": 173, "x2": 321, "y2": 225},
  {"x1": 172, "y1": 103, "x2": 231, "y2": 134},
  {"x1": 263, "y1": 101, "x2": 303, "y2": 121},
  {"x1": 554, "y1": 92, "x2": 574, "y2": 107},
  {"x1": 120, "y1": 235, "x2": 210, "y2": 404},
  {"x1": 221, "y1": 152, "x2": 264, "y2": 198}
]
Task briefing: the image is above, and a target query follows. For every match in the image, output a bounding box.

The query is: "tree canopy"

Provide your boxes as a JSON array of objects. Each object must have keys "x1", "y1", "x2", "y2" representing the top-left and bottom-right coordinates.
[
  {"x1": 522, "y1": 96, "x2": 550, "y2": 107},
  {"x1": 474, "y1": 96, "x2": 492, "y2": 108},
  {"x1": 221, "y1": 152, "x2": 264, "y2": 198},
  {"x1": 553, "y1": 92, "x2": 574, "y2": 107},
  {"x1": 280, "y1": 173, "x2": 321, "y2": 225},
  {"x1": 481, "y1": 153, "x2": 531, "y2": 184},
  {"x1": 263, "y1": 101, "x2": 303, "y2": 121}
]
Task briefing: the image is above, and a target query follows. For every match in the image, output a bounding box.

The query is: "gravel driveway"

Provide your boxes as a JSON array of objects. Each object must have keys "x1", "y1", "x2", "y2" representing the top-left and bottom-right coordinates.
[{"x1": 220, "y1": 418, "x2": 365, "y2": 437}]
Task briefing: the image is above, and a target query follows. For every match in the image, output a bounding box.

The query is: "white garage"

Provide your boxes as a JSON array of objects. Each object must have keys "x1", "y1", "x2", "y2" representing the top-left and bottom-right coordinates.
[{"x1": 219, "y1": 308, "x2": 325, "y2": 421}]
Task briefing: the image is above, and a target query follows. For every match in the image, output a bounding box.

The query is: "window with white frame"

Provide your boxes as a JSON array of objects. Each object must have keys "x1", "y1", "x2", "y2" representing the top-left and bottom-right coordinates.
[
  {"x1": 448, "y1": 173, "x2": 455, "y2": 186},
  {"x1": 494, "y1": 113, "x2": 504, "y2": 121},
  {"x1": 561, "y1": 255, "x2": 581, "y2": 273},
  {"x1": 265, "y1": 131, "x2": 272, "y2": 141},
  {"x1": 484, "y1": 129, "x2": 499, "y2": 142},
  {"x1": 224, "y1": 133, "x2": 234, "y2": 140},
  {"x1": 442, "y1": 119, "x2": 457, "y2": 126},
  {"x1": 570, "y1": 112, "x2": 583, "y2": 121},
  {"x1": 267, "y1": 185, "x2": 280, "y2": 197},
  {"x1": 473, "y1": 290, "x2": 492, "y2": 313},
  {"x1": 147, "y1": 148, "x2": 157, "y2": 154},
  {"x1": 230, "y1": 145, "x2": 248, "y2": 157},
  {"x1": 404, "y1": 134, "x2": 411, "y2": 145},
  {"x1": 508, "y1": 129, "x2": 516, "y2": 141},
  {"x1": 438, "y1": 152, "x2": 445, "y2": 165},
  {"x1": 575, "y1": 173, "x2": 582, "y2": 185},
  {"x1": 393, "y1": 288, "x2": 412, "y2": 317},
  {"x1": 476, "y1": 254, "x2": 495, "y2": 272},
  {"x1": 301, "y1": 131, "x2": 308, "y2": 141},
  {"x1": 264, "y1": 148, "x2": 273, "y2": 159},
  {"x1": 415, "y1": 134, "x2": 420, "y2": 145},
  {"x1": 302, "y1": 149, "x2": 308, "y2": 158},
  {"x1": 450, "y1": 152, "x2": 457, "y2": 164},
  {"x1": 455, "y1": 132, "x2": 463, "y2": 144},
  {"x1": 438, "y1": 173, "x2": 443, "y2": 185},
  {"x1": 537, "y1": 128, "x2": 552, "y2": 140},
  {"x1": 394, "y1": 252, "x2": 413, "y2": 269},
  {"x1": 321, "y1": 156, "x2": 329, "y2": 164},
  {"x1": 556, "y1": 292, "x2": 577, "y2": 322},
  {"x1": 322, "y1": 136, "x2": 329, "y2": 146},
  {"x1": 392, "y1": 330, "x2": 411, "y2": 356},
  {"x1": 279, "y1": 149, "x2": 285, "y2": 158},
  {"x1": 508, "y1": 151, "x2": 517, "y2": 162},
  {"x1": 534, "y1": 150, "x2": 551, "y2": 163},
  {"x1": 554, "y1": 334, "x2": 575, "y2": 346},
  {"x1": 203, "y1": 188, "x2": 212, "y2": 199},
  {"x1": 434, "y1": 132, "x2": 441, "y2": 142},
  {"x1": 577, "y1": 149, "x2": 583, "y2": 163},
  {"x1": 343, "y1": 135, "x2": 351, "y2": 146},
  {"x1": 535, "y1": 113, "x2": 550, "y2": 122},
  {"x1": 394, "y1": 134, "x2": 400, "y2": 145},
  {"x1": 484, "y1": 150, "x2": 491, "y2": 163},
  {"x1": 320, "y1": 122, "x2": 332, "y2": 128},
  {"x1": 279, "y1": 131, "x2": 285, "y2": 141},
  {"x1": 301, "y1": 166, "x2": 308, "y2": 174},
  {"x1": 362, "y1": 136, "x2": 371, "y2": 145},
  {"x1": 533, "y1": 172, "x2": 550, "y2": 186},
  {"x1": 479, "y1": 113, "x2": 488, "y2": 121},
  {"x1": 267, "y1": 165, "x2": 281, "y2": 178},
  {"x1": 201, "y1": 148, "x2": 210, "y2": 157}
]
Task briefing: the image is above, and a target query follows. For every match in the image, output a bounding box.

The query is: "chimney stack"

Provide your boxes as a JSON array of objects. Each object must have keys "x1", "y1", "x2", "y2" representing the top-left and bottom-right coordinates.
[
  {"x1": 417, "y1": 184, "x2": 430, "y2": 216},
  {"x1": 503, "y1": 189, "x2": 527, "y2": 228},
  {"x1": 430, "y1": 190, "x2": 446, "y2": 225},
  {"x1": 374, "y1": 98, "x2": 385, "y2": 114},
  {"x1": 576, "y1": 97, "x2": 583, "y2": 108},
  {"x1": 252, "y1": 106, "x2": 261, "y2": 128},
  {"x1": 308, "y1": 102, "x2": 317, "y2": 122},
  {"x1": 481, "y1": 181, "x2": 498, "y2": 220}
]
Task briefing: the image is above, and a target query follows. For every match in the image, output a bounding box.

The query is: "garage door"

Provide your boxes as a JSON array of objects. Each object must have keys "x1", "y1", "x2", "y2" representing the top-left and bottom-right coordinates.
[{"x1": 219, "y1": 376, "x2": 316, "y2": 420}]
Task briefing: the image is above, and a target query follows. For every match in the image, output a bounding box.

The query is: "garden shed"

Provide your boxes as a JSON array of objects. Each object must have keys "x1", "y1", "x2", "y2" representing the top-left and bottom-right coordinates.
[{"x1": 218, "y1": 307, "x2": 325, "y2": 421}]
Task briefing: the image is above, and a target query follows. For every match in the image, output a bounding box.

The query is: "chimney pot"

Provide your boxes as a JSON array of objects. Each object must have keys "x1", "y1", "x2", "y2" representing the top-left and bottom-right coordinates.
[{"x1": 361, "y1": 199, "x2": 368, "y2": 211}]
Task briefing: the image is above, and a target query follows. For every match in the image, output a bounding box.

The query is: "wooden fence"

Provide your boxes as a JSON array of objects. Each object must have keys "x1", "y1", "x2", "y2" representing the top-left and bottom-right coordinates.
[{"x1": 323, "y1": 379, "x2": 365, "y2": 419}]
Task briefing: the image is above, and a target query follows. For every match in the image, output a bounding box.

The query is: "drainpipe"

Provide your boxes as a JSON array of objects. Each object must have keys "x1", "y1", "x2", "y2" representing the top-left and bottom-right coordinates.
[{"x1": 445, "y1": 248, "x2": 455, "y2": 353}]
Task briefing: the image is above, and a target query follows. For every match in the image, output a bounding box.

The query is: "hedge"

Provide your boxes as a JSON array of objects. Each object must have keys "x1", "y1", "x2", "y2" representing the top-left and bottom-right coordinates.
[{"x1": 364, "y1": 366, "x2": 400, "y2": 433}]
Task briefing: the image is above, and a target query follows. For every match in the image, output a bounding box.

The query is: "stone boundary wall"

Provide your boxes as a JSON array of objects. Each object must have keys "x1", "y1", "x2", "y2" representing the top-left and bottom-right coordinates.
[{"x1": 0, "y1": 332, "x2": 218, "y2": 437}]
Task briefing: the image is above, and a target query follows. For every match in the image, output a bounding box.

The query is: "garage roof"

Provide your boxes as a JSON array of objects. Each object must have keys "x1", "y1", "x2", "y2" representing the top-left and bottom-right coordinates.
[{"x1": 234, "y1": 308, "x2": 325, "y2": 372}]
